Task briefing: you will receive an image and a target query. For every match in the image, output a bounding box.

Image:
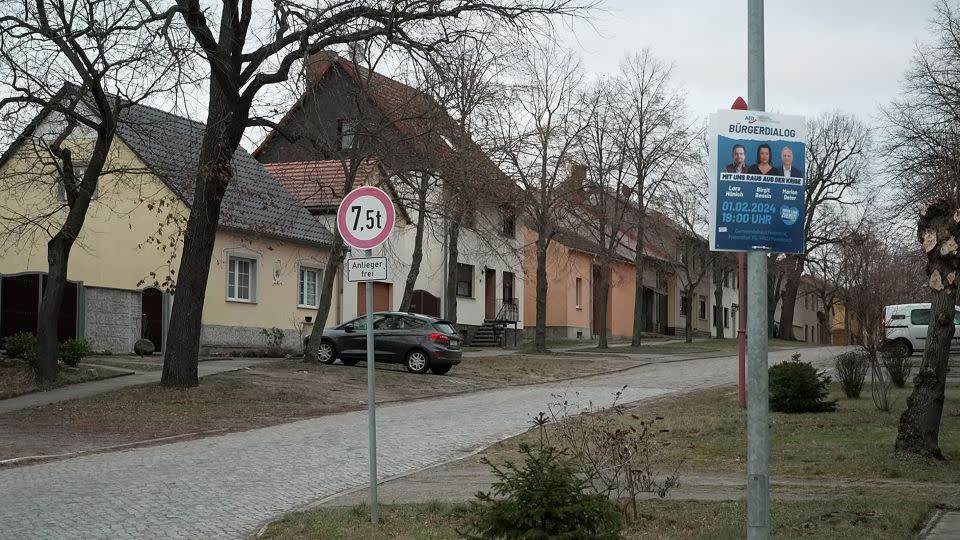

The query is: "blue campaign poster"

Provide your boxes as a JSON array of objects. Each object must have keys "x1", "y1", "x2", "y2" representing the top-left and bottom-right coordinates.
[{"x1": 708, "y1": 111, "x2": 807, "y2": 254}]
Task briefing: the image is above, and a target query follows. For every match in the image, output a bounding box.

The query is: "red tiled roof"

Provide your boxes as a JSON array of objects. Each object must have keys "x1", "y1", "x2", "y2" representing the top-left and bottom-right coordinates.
[{"x1": 263, "y1": 160, "x2": 380, "y2": 209}]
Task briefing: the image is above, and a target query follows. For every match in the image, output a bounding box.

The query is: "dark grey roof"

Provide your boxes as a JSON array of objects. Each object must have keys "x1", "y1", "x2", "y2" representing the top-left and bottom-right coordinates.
[{"x1": 116, "y1": 103, "x2": 333, "y2": 247}]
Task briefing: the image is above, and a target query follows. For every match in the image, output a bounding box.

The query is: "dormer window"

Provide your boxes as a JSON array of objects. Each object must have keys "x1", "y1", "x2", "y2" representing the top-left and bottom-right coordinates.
[{"x1": 338, "y1": 119, "x2": 357, "y2": 150}]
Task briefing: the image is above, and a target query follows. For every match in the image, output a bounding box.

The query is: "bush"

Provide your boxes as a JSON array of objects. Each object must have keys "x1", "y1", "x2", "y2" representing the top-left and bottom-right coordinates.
[
  {"x1": 835, "y1": 351, "x2": 868, "y2": 398},
  {"x1": 58, "y1": 338, "x2": 92, "y2": 367},
  {"x1": 882, "y1": 349, "x2": 912, "y2": 388},
  {"x1": 3, "y1": 332, "x2": 36, "y2": 360},
  {"x1": 260, "y1": 327, "x2": 286, "y2": 357},
  {"x1": 460, "y1": 443, "x2": 622, "y2": 540},
  {"x1": 769, "y1": 353, "x2": 837, "y2": 413}
]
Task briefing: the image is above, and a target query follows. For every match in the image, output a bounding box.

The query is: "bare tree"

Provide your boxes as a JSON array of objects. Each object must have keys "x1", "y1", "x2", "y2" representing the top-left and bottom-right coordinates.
[
  {"x1": 574, "y1": 78, "x2": 635, "y2": 349},
  {"x1": 884, "y1": 0, "x2": 960, "y2": 459},
  {"x1": 0, "y1": 0, "x2": 181, "y2": 381},
  {"x1": 160, "y1": 0, "x2": 589, "y2": 387},
  {"x1": 659, "y1": 164, "x2": 715, "y2": 343},
  {"x1": 777, "y1": 113, "x2": 869, "y2": 340},
  {"x1": 617, "y1": 50, "x2": 697, "y2": 346},
  {"x1": 485, "y1": 42, "x2": 589, "y2": 352},
  {"x1": 711, "y1": 252, "x2": 737, "y2": 339}
]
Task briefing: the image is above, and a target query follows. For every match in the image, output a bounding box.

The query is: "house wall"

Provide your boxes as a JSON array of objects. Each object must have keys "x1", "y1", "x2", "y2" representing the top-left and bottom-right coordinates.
[
  {"x1": 710, "y1": 270, "x2": 742, "y2": 339},
  {"x1": 0, "y1": 136, "x2": 336, "y2": 353},
  {"x1": 773, "y1": 283, "x2": 827, "y2": 344}
]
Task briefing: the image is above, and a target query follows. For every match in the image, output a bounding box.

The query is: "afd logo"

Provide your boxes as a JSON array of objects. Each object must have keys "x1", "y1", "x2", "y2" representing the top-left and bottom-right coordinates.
[{"x1": 745, "y1": 114, "x2": 758, "y2": 124}]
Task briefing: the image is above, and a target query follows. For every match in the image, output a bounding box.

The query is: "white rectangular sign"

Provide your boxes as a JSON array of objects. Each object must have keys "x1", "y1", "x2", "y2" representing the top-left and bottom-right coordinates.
[{"x1": 347, "y1": 257, "x2": 387, "y2": 282}]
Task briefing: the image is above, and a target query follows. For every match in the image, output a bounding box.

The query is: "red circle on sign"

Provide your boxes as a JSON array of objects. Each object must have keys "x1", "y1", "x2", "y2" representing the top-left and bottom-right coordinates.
[{"x1": 336, "y1": 186, "x2": 396, "y2": 250}]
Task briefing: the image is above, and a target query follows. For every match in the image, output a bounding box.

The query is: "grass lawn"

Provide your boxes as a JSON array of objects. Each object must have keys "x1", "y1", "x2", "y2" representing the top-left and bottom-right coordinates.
[
  {"x1": 0, "y1": 354, "x2": 639, "y2": 460},
  {"x1": 485, "y1": 383, "x2": 960, "y2": 484},
  {"x1": 260, "y1": 489, "x2": 953, "y2": 540}
]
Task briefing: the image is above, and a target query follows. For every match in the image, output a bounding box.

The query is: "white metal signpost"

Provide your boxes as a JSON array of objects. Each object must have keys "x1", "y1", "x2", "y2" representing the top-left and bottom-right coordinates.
[{"x1": 336, "y1": 185, "x2": 396, "y2": 524}]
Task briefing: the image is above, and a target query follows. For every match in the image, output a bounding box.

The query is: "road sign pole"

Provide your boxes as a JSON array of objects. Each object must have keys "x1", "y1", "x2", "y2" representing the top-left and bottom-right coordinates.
[
  {"x1": 365, "y1": 248, "x2": 378, "y2": 524},
  {"x1": 746, "y1": 0, "x2": 770, "y2": 538}
]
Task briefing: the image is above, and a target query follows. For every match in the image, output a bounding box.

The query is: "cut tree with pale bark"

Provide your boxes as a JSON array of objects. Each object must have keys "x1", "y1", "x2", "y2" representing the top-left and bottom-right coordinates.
[
  {"x1": 886, "y1": 0, "x2": 960, "y2": 459},
  {"x1": 0, "y1": 0, "x2": 181, "y2": 382},
  {"x1": 161, "y1": 0, "x2": 588, "y2": 386}
]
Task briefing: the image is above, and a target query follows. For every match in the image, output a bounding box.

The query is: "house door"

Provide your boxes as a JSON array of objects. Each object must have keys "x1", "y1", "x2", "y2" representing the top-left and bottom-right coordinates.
[
  {"x1": 484, "y1": 269, "x2": 496, "y2": 320},
  {"x1": 142, "y1": 288, "x2": 164, "y2": 352},
  {"x1": 357, "y1": 282, "x2": 392, "y2": 315}
]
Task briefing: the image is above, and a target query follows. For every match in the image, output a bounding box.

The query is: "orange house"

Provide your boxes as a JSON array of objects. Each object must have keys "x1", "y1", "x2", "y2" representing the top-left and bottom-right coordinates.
[{"x1": 523, "y1": 228, "x2": 669, "y2": 340}]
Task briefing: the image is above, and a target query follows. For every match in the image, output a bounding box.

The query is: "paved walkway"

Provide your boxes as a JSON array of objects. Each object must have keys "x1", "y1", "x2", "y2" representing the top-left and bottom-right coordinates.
[
  {"x1": 0, "y1": 346, "x2": 844, "y2": 539},
  {"x1": 0, "y1": 359, "x2": 268, "y2": 414},
  {"x1": 925, "y1": 512, "x2": 960, "y2": 539}
]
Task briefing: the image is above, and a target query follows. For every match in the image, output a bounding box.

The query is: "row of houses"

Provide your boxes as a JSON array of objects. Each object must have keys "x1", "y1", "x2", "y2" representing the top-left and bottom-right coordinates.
[{"x1": 0, "y1": 52, "x2": 842, "y2": 354}]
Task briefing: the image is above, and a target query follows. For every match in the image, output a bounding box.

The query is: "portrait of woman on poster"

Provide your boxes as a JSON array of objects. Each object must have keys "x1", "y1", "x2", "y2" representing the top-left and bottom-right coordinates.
[{"x1": 746, "y1": 143, "x2": 774, "y2": 175}]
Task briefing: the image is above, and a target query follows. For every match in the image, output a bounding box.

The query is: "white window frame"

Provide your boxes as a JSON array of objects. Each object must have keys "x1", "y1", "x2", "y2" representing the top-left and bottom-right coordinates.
[
  {"x1": 227, "y1": 255, "x2": 258, "y2": 303},
  {"x1": 699, "y1": 296, "x2": 707, "y2": 320},
  {"x1": 298, "y1": 266, "x2": 322, "y2": 308},
  {"x1": 575, "y1": 277, "x2": 583, "y2": 309}
]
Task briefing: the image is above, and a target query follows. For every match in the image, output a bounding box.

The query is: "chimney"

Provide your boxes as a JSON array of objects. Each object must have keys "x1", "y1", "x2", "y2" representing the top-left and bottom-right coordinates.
[
  {"x1": 305, "y1": 50, "x2": 339, "y2": 87},
  {"x1": 569, "y1": 164, "x2": 586, "y2": 188}
]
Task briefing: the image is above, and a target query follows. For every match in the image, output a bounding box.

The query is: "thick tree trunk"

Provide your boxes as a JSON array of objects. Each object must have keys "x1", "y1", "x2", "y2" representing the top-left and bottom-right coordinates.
[
  {"x1": 36, "y1": 138, "x2": 110, "y2": 382},
  {"x1": 896, "y1": 288, "x2": 953, "y2": 458},
  {"x1": 714, "y1": 279, "x2": 724, "y2": 340},
  {"x1": 630, "y1": 222, "x2": 645, "y2": 346},
  {"x1": 304, "y1": 236, "x2": 346, "y2": 362},
  {"x1": 534, "y1": 236, "x2": 549, "y2": 353},
  {"x1": 683, "y1": 288, "x2": 693, "y2": 343},
  {"x1": 162, "y1": 89, "x2": 244, "y2": 387},
  {"x1": 35, "y1": 238, "x2": 71, "y2": 382},
  {"x1": 896, "y1": 199, "x2": 960, "y2": 459},
  {"x1": 597, "y1": 259, "x2": 610, "y2": 349},
  {"x1": 444, "y1": 218, "x2": 461, "y2": 324},
  {"x1": 777, "y1": 255, "x2": 803, "y2": 340},
  {"x1": 399, "y1": 173, "x2": 429, "y2": 311}
]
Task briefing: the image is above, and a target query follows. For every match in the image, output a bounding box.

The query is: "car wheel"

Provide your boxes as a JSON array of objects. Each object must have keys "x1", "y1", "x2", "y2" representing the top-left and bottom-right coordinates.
[
  {"x1": 341, "y1": 358, "x2": 360, "y2": 366},
  {"x1": 404, "y1": 350, "x2": 430, "y2": 374},
  {"x1": 316, "y1": 341, "x2": 336, "y2": 365},
  {"x1": 892, "y1": 339, "x2": 912, "y2": 358},
  {"x1": 430, "y1": 364, "x2": 451, "y2": 375}
]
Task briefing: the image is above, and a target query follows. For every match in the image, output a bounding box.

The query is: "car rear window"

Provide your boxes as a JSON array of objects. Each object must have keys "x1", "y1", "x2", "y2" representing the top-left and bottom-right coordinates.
[{"x1": 433, "y1": 322, "x2": 458, "y2": 335}]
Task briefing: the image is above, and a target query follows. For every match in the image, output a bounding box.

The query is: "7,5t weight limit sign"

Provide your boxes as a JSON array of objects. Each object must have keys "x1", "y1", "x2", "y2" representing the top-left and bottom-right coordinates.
[{"x1": 336, "y1": 186, "x2": 396, "y2": 250}]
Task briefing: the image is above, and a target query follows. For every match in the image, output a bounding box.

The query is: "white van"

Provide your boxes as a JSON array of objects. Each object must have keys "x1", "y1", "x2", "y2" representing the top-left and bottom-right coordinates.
[{"x1": 884, "y1": 303, "x2": 960, "y2": 356}]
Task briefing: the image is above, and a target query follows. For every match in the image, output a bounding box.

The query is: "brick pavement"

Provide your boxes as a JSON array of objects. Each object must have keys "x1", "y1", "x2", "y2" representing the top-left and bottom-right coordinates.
[{"x1": 0, "y1": 346, "x2": 844, "y2": 539}]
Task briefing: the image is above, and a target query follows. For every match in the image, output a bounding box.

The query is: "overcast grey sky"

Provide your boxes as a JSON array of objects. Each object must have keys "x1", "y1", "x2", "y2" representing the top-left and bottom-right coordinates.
[{"x1": 558, "y1": 0, "x2": 934, "y2": 123}]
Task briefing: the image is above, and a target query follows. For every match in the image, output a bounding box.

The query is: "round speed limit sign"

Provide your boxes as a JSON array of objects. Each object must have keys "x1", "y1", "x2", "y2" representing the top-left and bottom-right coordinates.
[{"x1": 336, "y1": 186, "x2": 396, "y2": 250}]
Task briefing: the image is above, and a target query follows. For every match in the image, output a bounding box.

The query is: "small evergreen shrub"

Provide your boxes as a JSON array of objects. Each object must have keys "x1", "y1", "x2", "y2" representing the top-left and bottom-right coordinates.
[
  {"x1": 769, "y1": 353, "x2": 837, "y2": 413},
  {"x1": 882, "y1": 349, "x2": 912, "y2": 388},
  {"x1": 58, "y1": 338, "x2": 92, "y2": 367},
  {"x1": 460, "y1": 443, "x2": 622, "y2": 540},
  {"x1": 3, "y1": 332, "x2": 36, "y2": 360},
  {"x1": 835, "y1": 351, "x2": 868, "y2": 398}
]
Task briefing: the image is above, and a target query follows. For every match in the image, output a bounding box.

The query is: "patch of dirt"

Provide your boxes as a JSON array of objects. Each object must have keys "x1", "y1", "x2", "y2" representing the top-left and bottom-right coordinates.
[{"x1": 0, "y1": 354, "x2": 639, "y2": 462}]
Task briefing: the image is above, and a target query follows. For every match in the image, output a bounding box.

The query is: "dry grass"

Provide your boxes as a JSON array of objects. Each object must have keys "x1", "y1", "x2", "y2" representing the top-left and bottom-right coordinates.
[
  {"x1": 0, "y1": 354, "x2": 638, "y2": 460},
  {"x1": 483, "y1": 383, "x2": 960, "y2": 484},
  {"x1": 260, "y1": 489, "x2": 955, "y2": 540},
  {"x1": 0, "y1": 360, "x2": 104, "y2": 400}
]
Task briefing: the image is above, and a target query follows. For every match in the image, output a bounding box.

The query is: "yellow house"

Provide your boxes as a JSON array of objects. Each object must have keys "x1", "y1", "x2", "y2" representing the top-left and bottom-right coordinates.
[{"x1": 0, "y1": 100, "x2": 338, "y2": 354}]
